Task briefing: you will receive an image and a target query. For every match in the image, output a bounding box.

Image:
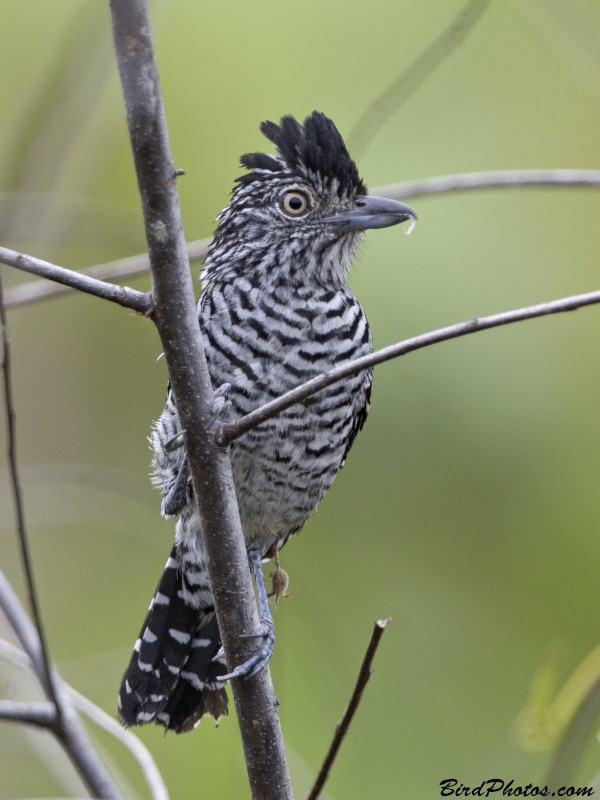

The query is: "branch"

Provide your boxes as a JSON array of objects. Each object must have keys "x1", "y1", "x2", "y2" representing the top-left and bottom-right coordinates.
[
  {"x1": 0, "y1": 639, "x2": 168, "y2": 800},
  {"x1": 4, "y1": 170, "x2": 600, "y2": 311},
  {"x1": 307, "y1": 619, "x2": 391, "y2": 800},
  {"x1": 218, "y1": 287, "x2": 600, "y2": 446},
  {"x1": 0, "y1": 271, "x2": 56, "y2": 706},
  {"x1": 0, "y1": 245, "x2": 152, "y2": 314},
  {"x1": 0, "y1": 570, "x2": 120, "y2": 798},
  {"x1": 0, "y1": 273, "x2": 121, "y2": 795},
  {"x1": 347, "y1": 0, "x2": 492, "y2": 158},
  {"x1": 374, "y1": 169, "x2": 600, "y2": 200},
  {"x1": 0, "y1": 699, "x2": 57, "y2": 727},
  {"x1": 108, "y1": 2, "x2": 292, "y2": 797},
  {"x1": 0, "y1": 566, "x2": 47, "y2": 682},
  {"x1": 4, "y1": 237, "x2": 210, "y2": 310},
  {"x1": 70, "y1": 684, "x2": 170, "y2": 800}
]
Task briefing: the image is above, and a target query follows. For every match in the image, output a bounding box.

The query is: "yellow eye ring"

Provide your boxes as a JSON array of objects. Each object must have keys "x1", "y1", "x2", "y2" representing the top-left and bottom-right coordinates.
[{"x1": 282, "y1": 191, "x2": 309, "y2": 216}]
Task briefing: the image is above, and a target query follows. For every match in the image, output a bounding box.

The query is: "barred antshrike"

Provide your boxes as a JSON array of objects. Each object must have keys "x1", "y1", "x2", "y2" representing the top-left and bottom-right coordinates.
[{"x1": 118, "y1": 111, "x2": 416, "y2": 732}]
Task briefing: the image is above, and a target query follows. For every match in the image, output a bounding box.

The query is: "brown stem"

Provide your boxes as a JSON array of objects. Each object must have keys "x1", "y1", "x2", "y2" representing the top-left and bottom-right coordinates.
[
  {"x1": 307, "y1": 619, "x2": 392, "y2": 800},
  {"x1": 0, "y1": 245, "x2": 152, "y2": 314},
  {"x1": 0, "y1": 570, "x2": 120, "y2": 798},
  {"x1": 108, "y1": 2, "x2": 292, "y2": 797},
  {"x1": 5, "y1": 170, "x2": 600, "y2": 311},
  {"x1": 218, "y1": 286, "x2": 600, "y2": 446}
]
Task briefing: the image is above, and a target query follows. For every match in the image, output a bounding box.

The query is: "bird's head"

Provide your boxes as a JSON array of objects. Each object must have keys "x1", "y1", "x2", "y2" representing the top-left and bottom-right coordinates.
[{"x1": 205, "y1": 111, "x2": 416, "y2": 286}]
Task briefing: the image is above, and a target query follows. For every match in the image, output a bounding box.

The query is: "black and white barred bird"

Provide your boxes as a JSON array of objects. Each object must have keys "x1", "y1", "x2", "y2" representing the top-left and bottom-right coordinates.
[{"x1": 118, "y1": 111, "x2": 416, "y2": 733}]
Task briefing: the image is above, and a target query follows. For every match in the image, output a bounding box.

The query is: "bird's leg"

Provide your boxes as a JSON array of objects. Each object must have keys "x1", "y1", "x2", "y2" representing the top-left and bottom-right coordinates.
[
  {"x1": 268, "y1": 551, "x2": 292, "y2": 606},
  {"x1": 218, "y1": 550, "x2": 276, "y2": 681},
  {"x1": 162, "y1": 459, "x2": 190, "y2": 517}
]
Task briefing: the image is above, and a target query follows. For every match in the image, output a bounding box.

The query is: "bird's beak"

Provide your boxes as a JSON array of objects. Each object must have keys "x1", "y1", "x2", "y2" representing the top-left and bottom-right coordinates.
[{"x1": 322, "y1": 195, "x2": 417, "y2": 232}]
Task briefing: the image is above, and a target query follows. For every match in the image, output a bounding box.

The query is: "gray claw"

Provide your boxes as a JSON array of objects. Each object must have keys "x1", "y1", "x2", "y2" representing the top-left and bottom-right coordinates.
[{"x1": 218, "y1": 628, "x2": 275, "y2": 682}]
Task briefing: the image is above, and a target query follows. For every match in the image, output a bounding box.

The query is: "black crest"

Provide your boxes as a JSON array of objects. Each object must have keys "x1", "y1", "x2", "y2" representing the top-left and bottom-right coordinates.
[{"x1": 240, "y1": 111, "x2": 367, "y2": 197}]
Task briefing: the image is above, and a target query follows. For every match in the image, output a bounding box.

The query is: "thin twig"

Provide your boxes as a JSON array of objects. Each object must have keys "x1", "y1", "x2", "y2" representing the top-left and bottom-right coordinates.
[
  {"x1": 5, "y1": 169, "x2": 600, "y2": 312},
  {"x1": 218, "y1": 286, "x2": 600, "y2": 446},
  {"x1": 347, "y1": 0, "x2": 492, "y2": 158},
  {"x1": 0, "y1": 699, "x2": 57, "y2": 727},
  {"x1": 0, "y1": 246, "x2": 152, "y2": 314},
  {"x1": 108, "y1": 2, "x2": 291, "y2": 797},
  {"x1": 0, "y1": 639, "x2": 168, "y2": 800},
  {"x1": 0, "y1": 271, "x2": 57, "y2": 707},
  {"x1": 70, "y1": 685, "x2": 170, "y2": 800},
  {"x1": 374, "y1": 169, "x2": 600, "y2": 200},
  {"x1": 0, "y1": 567, "x2": 47, "y2": 680},
  {"x1": 0, "y1": 572, "x2": 120, "y2": 798},
  {"x1": 4, "y1": 237, "x2": 210, "y2": 310},
  {"x1": 307, "y1": 619, "x2": 391, "y2": 800}
]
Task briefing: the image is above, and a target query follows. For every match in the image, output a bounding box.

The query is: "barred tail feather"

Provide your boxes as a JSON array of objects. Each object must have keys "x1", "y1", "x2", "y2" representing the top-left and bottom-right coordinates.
[{"x1": 118, "y1": 547, "x2": 228, "y2": 731}]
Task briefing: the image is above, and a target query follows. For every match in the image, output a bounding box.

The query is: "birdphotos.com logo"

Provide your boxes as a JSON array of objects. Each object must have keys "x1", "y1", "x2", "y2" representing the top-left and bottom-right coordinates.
[{"x1": 439, "y1": 778, "x2": 594, "y2": 797}]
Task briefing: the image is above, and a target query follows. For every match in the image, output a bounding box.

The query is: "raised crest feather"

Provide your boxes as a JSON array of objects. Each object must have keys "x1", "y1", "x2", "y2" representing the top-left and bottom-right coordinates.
[{"x1": 240, "y1": 111, "x2": 367, "y2": 197}]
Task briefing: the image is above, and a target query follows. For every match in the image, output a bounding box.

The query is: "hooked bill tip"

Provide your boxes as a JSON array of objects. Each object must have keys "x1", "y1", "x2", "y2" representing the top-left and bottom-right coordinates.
[{"x1": 401, "y1": 216, "x2": 417, "y2": 236}]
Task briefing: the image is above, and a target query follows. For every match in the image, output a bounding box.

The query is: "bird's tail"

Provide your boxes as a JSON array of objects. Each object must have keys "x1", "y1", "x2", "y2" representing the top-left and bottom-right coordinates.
[{"x1": 118, "y1": 547, "x2": 228, "y2": 733}]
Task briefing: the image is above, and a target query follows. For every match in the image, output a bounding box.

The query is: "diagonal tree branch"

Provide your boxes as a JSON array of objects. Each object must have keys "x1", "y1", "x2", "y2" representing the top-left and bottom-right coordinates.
[
  {"x1": 347, "y1": 0, "x2": 492, "y2": 158},
  {"x1": 307, "y1": 619, "x2": 391, "y2": 800},
  {"x1": 108, "y1": 1, "x2": 292, "y2": 797},
  {"x1": 0, "y1": 570, "x2": 121, "y2": 798},
  {"x1": 0, "y1": 245, "x2": 152, "y2": 314},
  {"x1": 217, "y1": 287, "x2": 600, "y2": 446},
  {"x1": 4, "y1": 169, "x2": 600, "y2": 311},
  {"x1": 0, "y1": 639, "x2": 169, "y2": 800},
  {"x1": 0, "y1": 271, "x2": 57, "y2": 709},
  {"x1": 3, "y1": 237, "x2": 210, "y2": 310}
]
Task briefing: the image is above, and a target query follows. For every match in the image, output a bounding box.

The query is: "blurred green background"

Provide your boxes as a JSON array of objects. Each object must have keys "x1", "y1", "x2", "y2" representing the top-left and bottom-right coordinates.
[{"x1": 2, "y1": 0, "x2": 600, "y2": 797}]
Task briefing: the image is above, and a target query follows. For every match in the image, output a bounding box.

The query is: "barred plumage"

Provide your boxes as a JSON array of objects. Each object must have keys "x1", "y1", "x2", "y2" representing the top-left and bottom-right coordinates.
[{"x1": 118, "y1": 111, "x2": 416, "y2": 733}]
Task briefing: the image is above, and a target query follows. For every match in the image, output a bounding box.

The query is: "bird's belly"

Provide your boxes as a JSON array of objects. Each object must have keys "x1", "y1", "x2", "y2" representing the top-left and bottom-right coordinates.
[
  {"x1": 203, "y1": 294, "x2": 372, "y2": 553},
  {"x1": 225, "y1": 368, "x2": 368, "y2": 552}
]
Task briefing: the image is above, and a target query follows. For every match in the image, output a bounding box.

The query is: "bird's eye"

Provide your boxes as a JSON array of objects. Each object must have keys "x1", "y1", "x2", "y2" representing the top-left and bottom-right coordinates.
[{"x1": 282, "y1": 192, "x2": 309, "y2": 216}]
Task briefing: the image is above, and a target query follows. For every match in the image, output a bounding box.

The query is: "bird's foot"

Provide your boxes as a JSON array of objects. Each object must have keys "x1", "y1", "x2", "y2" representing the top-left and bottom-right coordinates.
[
  {"x1": 218, "y1": 620, "x2": 275, "y2": 681},
  {"x1": 268, "y1": 551, "x2": 292, "y2": 607},
  {"x1": 217, "y1": 551, "x2": 276, "y2": 681}
]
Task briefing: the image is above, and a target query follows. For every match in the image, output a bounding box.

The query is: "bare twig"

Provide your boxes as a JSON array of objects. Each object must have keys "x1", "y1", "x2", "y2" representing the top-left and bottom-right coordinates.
[
  {"x1": 0, "y1": 271, "x2": 57, "y2": 708},
  {"x1": 0, "y1": 639, "x2": 168, "y2": 800},
  {"x1": 0, "y1": 566, "x2": 47, "y2": 681},
  {"x1": 218, "y1": 286, "x2": 600, "y2": 446},
  {"x1": 0, "y1": 699, "x2": 57, "y2": 727},
  {"x1": 374, "y1": 169, "x2": 600, "y2": 200},
  {"x1": 0, "y1": 572, "x2": 120, "y2": 798},
  {"x1": 70, "y1": 685, "x2": 170, "y2": 800},
  {"x1": 4, "y1": 237, "x2": 210, "y2": 310},
  {"x1": 348, "y1": 0, "x2": 492, "y2": 158},
  {"x1": 0, "y1": 246, "x2": 152, "y2": 314},
  {"x1": 5, "y1": 169, "x2": 600, "y2": 312},
  {"x1": 307, "y1": 619, "x2": 391, "y2": 800},
  {"x1": 108, "y1": 2, "x2": 292, "y2": 797}
]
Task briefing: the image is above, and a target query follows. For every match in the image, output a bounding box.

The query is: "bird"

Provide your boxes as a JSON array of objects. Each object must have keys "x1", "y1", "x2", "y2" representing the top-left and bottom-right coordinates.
[{"x1": 118, "y1": 111, "x2": 416, "y2": 733}]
